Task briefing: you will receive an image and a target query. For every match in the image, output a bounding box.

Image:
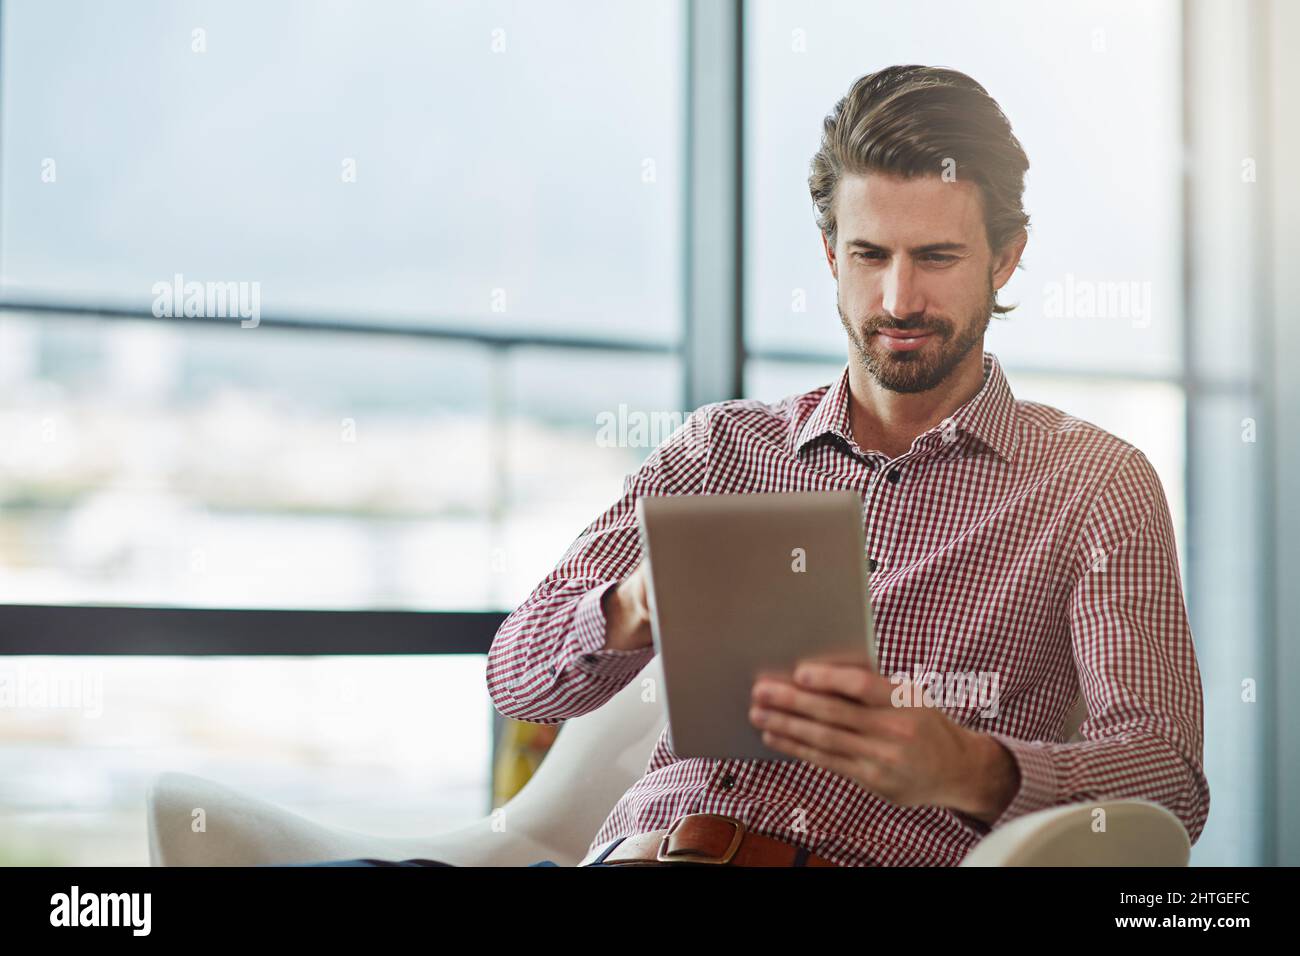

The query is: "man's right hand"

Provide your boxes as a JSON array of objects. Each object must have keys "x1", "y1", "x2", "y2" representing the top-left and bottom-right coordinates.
[{"x1": 600, "y1": 558, "x2": 654, "y2": 651}]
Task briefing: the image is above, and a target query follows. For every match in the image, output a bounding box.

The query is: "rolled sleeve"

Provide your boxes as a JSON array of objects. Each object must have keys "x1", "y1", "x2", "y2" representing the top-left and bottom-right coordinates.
[{"x1": 558, "y1": 582, "x2": 656, "y2": 681}]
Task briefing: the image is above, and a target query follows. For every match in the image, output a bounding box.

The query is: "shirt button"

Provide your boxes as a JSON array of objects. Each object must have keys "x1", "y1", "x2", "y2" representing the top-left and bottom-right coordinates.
[
  {"x1": 886, "y1": 469, "x2": 901, "y2": 484},
  {"x1": 868, "y1": 557, "x2": 878, "y2": 572},
  {"x1": 580, "y1": 654, "x2": 597, "y2": 664},
  {"x1": 719, "y1": 773, "x2": 736, "y2": 791}
]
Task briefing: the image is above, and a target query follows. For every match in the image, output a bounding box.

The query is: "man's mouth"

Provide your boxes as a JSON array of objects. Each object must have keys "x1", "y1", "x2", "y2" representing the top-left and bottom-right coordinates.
[{"x1": 874, "y1": 328, "x2": 935, "y2": 352}]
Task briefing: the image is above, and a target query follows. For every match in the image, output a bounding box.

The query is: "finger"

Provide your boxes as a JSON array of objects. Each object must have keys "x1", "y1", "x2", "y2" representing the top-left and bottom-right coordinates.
[
  {"x1": 751, "y1": 680, "x2": 870, "y2": 733},
  {"x1": 791, "y1": 661, "x2": 895, "y2": 707},
  {"x1": 751, "y1": 704, "x2": 891, "y2": 761},
  {"x1": 760, "y1": 729, "x2": 882, "y2": 786}
]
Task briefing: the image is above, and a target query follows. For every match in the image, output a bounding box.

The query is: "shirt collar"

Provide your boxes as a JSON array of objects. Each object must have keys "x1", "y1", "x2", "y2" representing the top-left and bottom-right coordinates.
[{"x1": 794, "y1": 350, "x2": 1018, "y2": 464}]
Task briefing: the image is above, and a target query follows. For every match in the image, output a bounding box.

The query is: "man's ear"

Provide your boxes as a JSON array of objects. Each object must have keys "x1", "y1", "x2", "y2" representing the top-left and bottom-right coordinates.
[
  {"x1": 821, "y1": 230, "x2": 838, "y2": 280},
  {"x1": 991, "y1": 228, "x2": 1027, "y2": 291}
]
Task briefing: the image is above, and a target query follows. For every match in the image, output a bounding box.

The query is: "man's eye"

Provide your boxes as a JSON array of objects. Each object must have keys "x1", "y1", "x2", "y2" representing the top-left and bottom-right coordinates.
[
  {"x1": 852, "y1": 251, "x2": 884, "y2": 261},
  {"x1": 922, "y1": 254, "x2": 958, "y2": 264}
]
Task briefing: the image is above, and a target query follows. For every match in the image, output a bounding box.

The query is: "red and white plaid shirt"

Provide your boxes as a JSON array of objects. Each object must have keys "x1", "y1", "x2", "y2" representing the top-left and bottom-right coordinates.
[{"x1": 487, "y1": 350, "x2": 1210, "y2": 866}]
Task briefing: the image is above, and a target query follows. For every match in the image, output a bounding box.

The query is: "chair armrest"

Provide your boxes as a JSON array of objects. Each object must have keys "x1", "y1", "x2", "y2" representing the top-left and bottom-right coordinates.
[
  {"x1": 489, "y1": 656, "x2": 668, "y2": 864},
  {"x1": 148, "y1": 658, "x2": 668, "y2": 866},
  {"x1": 958, "y1": 799, "x2": 1190, "y2": 866}
]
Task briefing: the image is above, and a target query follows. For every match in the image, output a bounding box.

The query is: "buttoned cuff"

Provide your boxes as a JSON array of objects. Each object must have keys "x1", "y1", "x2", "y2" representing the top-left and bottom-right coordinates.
[{"x1": 558, "y1": 582, "x2": 655, "y2": 681}]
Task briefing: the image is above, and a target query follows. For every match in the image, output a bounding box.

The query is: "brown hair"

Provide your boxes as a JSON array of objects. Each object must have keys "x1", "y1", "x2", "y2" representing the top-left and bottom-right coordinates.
[{"x1": 808, "y1": 65, "x2": 1030, "y2": 314}]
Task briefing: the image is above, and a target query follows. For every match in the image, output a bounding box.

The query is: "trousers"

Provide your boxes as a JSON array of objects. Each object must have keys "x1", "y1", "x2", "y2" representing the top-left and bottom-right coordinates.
[
  {"x1": 271, "y1": 836, "x2": 632, "y2": 867},
  {"x1": 288, "y1": 859, "x2": 581, "y2": 866}
]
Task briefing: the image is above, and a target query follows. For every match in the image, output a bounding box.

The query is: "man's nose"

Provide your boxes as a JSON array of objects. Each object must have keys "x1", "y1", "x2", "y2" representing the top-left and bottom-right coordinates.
[{"x1": 880, "y1": 259, "x2": 926, "y2": 321}]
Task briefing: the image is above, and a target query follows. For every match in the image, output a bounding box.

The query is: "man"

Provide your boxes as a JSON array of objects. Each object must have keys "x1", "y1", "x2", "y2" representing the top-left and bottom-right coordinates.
[
  {"x1": 484, "y1": 64, "x2": 1208, "y2": 868},
  {"x1": 312, "y1": 64, "x2": 1209, "y2": 867}
]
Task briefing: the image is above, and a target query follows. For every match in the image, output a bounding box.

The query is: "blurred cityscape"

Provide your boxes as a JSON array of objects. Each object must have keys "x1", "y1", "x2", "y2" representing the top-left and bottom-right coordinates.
[{"x1": 0, "y1": 311, "x2": 663, "y2": 865}]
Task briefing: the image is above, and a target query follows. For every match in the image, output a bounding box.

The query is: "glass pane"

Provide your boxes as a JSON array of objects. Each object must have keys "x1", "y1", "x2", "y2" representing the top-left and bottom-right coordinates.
[
  {"x1": 0, "y1": 311, "x2": 681, "y2": 609},
  {"x1": 745, "y1": 0, "x2": 1182, "y2": 375},
  {"x1": 0, "y1": 655, "x2": 490, "y2": 866},
  {"x1": 1185, "y1": 393, "x2": 1267, "y2": 865},
  {"x1": 744, "y1": 356, "x2": 844, "y2": 408},
  {"x1": 0, "y1": 312, "x2": 492, "y2": 608},
  {"x1": 501, "y1": 348, "x2": 683, "y2": 604},
  {"x1": 1, "y1": 0, "x2": 684, "y2": 343}
]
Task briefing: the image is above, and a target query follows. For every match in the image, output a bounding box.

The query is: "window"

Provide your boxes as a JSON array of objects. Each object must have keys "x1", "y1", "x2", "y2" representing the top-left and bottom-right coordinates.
[{"x1": 0, "y1": 0, "x2": 685, "y2": 865}]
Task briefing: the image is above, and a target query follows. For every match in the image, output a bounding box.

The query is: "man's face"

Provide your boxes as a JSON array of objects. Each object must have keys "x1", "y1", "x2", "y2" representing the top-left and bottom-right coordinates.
[{"x1": 822, "y1": 172, "x2": 1021, "y2": 394}]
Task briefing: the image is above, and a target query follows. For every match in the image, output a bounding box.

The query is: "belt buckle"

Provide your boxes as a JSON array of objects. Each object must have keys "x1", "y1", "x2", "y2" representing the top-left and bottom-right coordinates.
[{"x1": 656, "y1": 813, "x2": 746, "y2": 865}]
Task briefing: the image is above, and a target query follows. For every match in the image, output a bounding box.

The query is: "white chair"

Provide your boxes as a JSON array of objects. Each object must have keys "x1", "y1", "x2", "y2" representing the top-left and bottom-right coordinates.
[{"x1": 146, "y1": 657, "x2": 1190, "y2": 867}]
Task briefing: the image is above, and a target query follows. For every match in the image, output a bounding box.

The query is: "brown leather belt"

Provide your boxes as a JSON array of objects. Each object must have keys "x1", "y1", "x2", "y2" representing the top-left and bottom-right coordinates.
[{"x1": 578, "y1": 813, "x2": 839, "y2": 867}]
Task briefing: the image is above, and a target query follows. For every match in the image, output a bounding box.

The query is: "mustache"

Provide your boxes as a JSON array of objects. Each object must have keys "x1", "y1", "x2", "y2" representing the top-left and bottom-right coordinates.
[{"x1": 862, "y1": 317, "x2": 950, "y2": 334}]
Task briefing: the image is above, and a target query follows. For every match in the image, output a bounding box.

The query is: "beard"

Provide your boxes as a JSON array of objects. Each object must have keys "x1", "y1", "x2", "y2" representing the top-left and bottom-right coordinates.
[{"x1": 838, "y1": 276, "x2": 996, "y2": 394}]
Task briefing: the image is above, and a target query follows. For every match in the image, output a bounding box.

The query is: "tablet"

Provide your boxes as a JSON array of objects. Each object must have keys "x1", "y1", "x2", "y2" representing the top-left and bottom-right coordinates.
[{"x1": 635, "y1": 490, "x2": 877, "y2": 761}]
